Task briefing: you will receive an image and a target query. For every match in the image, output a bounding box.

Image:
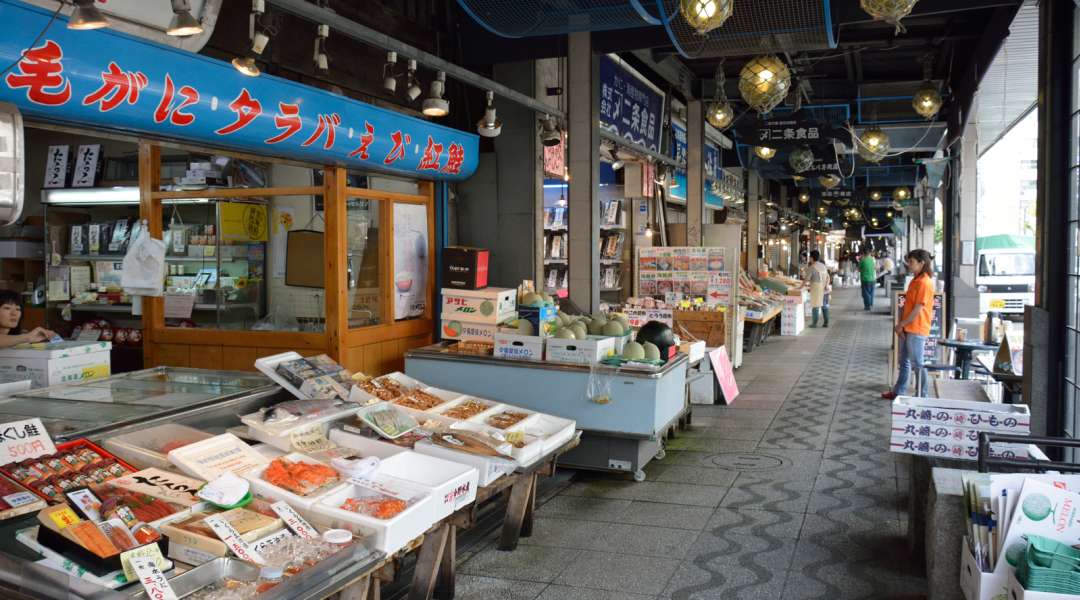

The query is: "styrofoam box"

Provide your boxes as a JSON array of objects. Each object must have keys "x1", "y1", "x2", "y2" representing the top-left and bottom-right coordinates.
[
  {"x1": 892, "y1": 396, "x2": 1031, "y2": 433},
  {"x1": 960, "y1": 537, "x2": 1010, "y2": 600},
  {"x1": 1007, "y1": 572, "x2": 1078, "y2": 600},
  {"x1": 307, "y1": 475, "x2": 433, "y2": 555},
  {"x1": 546, "y1": 335, "x2": 617, "y2": 365},
  {"x1": 441, "y1": 287, "x2": 517, "y2": 325},
  {"x1": 243, "y1": 451, "x2": 349, "y2": 510},
  {"x1": 515, "y1": 413, "x2": 577, "y2": 455},
  {"x1": 679, "y1": 340, "x2": 707, "y2": 364},
  {"x1": 240, "y1": 404, "x2": 361, "y2": 452},
  {"x1": 167, "y1": 433, "x2": 269, "y2": 481},
  {"x1": 0, "y1": 341, "x2": 111, "y2": 388},
  {"x1": 329, "y1": 428, "x2": 410, "y2": 460},
  {"x1": 494, "y1": 332, "x2": 544, "y2": 361},
  {"x1": 440, "y1": 320, "x2": 504, "y2": 343},
  {"x1": 430, "y1": 396, "x2": 501, "y2": 420},
  {"x1": 254, "y1": 351, "x2": 347, "y2": 402},
  {"x1": 413, "y1": 438, "x2": 516, "y2": 487},
  {"x1": 889, "y1": 434, "x2": 1028, "y2": 460},
  {"x1": 379, "y1": 452, "x2": 479, "y2": 521},
  {"x1": 104, "y1": 424, "x2": 214, "y2": 470}
]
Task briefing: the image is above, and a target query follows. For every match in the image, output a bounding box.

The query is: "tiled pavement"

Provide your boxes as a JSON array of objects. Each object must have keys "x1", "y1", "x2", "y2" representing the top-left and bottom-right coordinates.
[{"x1": 455, "y1": 287, "x2": 925, "y2": 600}]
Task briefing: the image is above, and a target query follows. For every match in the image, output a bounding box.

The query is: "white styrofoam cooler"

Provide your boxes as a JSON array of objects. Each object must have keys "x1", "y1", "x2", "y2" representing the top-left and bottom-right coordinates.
[
  {"x1": 891, "y1": 396, "x2": 1031, "y2": 434},
  {"x1": 1007, "y1": 572, "x2": 1079, "y2": 600},
  {"x1": 379, "y1": 452, "x2": 478, "y2": 520},
  {"x1": 306, "y1": 475, "x2": 433, "y2": 555},
  {"x1": 242, "y1": 451, "x2": 349, "y2": 510},
  {"x1": 0, "y1": 341, "x2": 111, "y2": 388},
  {"x1": 413, "y1": 439, "x2": 516, "y2": 486}
]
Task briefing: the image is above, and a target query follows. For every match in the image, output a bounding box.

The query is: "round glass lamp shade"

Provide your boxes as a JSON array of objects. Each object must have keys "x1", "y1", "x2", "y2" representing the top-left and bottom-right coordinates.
[
  {"x1": 788, "y1": 146, "x2": 814, "y2": 173},
  {"x1": 869, "y1": 190, "x2": 882, "y2": 201},
  {"x1": 817, "y1": 206, "x2": 828, "y2": 215},
  {"x1": 798, "y1": 192, "x2": 810, "y2": 204},
  {"x1": 860, "y1": 0, "x2": 919, "y2": 29},
  {"x1": 706, "y1": 101, "x2": 734, "y2": 129},
  {"x1": 680, "y1": 0, "x2": 734, "y2": 35},
  {"x1": 753, "y1": 145, "x2": 776, "y2": 161},
  {"x1": 893, "y1": 186, "x2": 911, "y2": 201},
  {"x1": 912, "y1": 82, "x2": 942, "y2": 119},
  {"x1": 739, "y1": 55, "x2": 791, "y2": 114},
  {"x1": 818, "y1": 174, "x2": 841, "y2": 189},
  {"x1": 857, "y1": 127, "x2": 890, "y2": 163}
]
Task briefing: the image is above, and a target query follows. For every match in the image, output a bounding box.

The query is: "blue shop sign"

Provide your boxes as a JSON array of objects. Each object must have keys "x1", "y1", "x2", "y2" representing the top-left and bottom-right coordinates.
[
  {"x1": 599, "y1": 56, "x2": 664, "y2": 153},
  {"x1": 671, "y1": 119, "x2": 686, "y2": 165},
  {"x1": 0, "y1": 0, "x2": 477, "y2": 180},
  {"x1": 704, "y1": 141, "x2": 719, "y2": 181}
]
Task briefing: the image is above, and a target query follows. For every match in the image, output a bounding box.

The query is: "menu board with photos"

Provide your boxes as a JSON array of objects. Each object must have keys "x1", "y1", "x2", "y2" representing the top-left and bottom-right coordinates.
[{"x1": 638, "y1": 247, "x2": 734, "y2": 307}]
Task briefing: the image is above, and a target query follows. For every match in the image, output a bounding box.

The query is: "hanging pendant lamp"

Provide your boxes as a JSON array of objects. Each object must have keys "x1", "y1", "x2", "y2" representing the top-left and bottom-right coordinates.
[{"x1": 739, "y1": 55, "x2": 791, "y2": 114}]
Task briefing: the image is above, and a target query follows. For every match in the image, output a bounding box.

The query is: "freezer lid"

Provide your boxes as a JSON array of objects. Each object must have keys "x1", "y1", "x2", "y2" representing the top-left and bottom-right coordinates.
[{"x1": 405, "y1": 343, "x2": 689, "y2": 379}]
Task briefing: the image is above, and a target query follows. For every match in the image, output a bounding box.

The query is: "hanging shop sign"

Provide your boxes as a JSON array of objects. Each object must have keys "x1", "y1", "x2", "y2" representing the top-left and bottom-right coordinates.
[
  {"x1": 543, "y1": 139, "x2": 565, "y2": 178},
  {"x1": 0, "y1": 1, "x2": 478, "y2": 180},
  {"x1": 599, "y1": 56, "x2": 664, "y2": 153},
  {"x1": 736, "y1": 116, "x2": 843, "y2": 148},
  {"x1": 671, "y1": 118, "x2": 687, "y2": 165},
  {"x1": 704, "y1": 141, "x2": 720, "y2": 181},
  {"x1": 799, "y1": 157, "x2": 841, "y2": 177},
  {"x1": 820, "y1": 188, "x2": 854, "y2": 202}
]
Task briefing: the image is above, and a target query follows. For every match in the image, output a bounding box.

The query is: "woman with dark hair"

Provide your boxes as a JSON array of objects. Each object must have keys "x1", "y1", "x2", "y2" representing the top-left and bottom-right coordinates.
[
  {"x1": 0, "y1": 290, "x2": 56, "y2": 348},
  {"x1": 807, "y1": 250, "x2": 830, "y2": 327},
  {"x1": 881, "y1": 249, "x2": 936, "y2": 400}
]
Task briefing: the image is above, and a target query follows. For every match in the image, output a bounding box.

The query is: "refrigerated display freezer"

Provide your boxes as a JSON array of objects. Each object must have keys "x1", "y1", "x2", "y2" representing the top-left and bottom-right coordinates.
[{"x1": 405, "y1": 344, "x2": 689, "y2": 481}]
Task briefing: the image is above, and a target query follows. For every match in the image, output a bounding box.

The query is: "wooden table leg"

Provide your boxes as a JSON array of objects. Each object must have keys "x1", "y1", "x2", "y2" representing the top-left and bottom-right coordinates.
[
  {"x1": 520, "y1": 473, "x2": 538, "y2": 538},
  {"x1": 409, "y1": 524, "x2": 450, "y2": 600},
  {"x1": 498, "y1": 473, "x2": 535, "y2": 551},
  {"x1": 339, "y1": 575, "x2": 370, "y2": 600},
  {"x1": 433, "y1": 525, "x2": 456, "y2": 600},
  {"x1": 368, "y1": 576, "x2": 381, "y2": 600}
]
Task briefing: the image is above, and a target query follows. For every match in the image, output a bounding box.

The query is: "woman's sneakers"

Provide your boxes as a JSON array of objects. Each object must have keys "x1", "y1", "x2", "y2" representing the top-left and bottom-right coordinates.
[{"x1": 880, "y1": 391, "x2": 897, "y2": 400}]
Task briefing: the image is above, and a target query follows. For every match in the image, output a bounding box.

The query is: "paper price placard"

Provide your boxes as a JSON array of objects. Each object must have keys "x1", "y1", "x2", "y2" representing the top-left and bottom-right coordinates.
[
  {"x1": 252, "y1": 528, "x2": 293, "y2": 553},
  {"x1": 0, "y1": 418, "x2": 57, "y2": 466},
  {"x1": 3, "y1": 492, "x2": 38, "y2": 508},
  {"x1": 121, "y1": 543, "x2": 168, "y2": 581},
  {"x1": 130, "y1": 555, "x2": 178, "y2": 600},
  {"x1": 290, "y1": 424, "x2": 334, "y2": 454},
  {"x1": 271, "y1": 500, "x2": 318, "y2": 539},
  {"x1": 204, "y1": 515, "x2": 265, "y2": 565}
]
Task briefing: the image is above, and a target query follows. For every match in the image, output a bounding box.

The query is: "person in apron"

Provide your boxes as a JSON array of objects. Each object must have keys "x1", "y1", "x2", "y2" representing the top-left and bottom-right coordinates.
[{"x1": 807, "y1": 250, "x2": 830, "y2": 327}]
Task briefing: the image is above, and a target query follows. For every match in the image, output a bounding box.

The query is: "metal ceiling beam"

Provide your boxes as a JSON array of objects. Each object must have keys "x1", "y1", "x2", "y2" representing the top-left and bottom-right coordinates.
[{"x1": 266, "y1": 0, "x2": 565, "y2": 119}]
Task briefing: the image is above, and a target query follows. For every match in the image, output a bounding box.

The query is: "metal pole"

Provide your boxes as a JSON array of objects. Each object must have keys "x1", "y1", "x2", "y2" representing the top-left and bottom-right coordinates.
[{"x1": 266, "y1": 0, "x2": 565, "y2": 120}]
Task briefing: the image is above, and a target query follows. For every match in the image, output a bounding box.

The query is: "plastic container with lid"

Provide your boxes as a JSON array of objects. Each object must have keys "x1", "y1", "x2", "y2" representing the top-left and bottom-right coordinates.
[{"x1": 103, "y1": 424, "x2": 213, "y2": 470}]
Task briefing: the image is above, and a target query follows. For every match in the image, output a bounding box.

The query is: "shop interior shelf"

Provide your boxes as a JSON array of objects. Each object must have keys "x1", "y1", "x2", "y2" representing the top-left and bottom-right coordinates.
[
  {"x1": 63, "y1": 254, "x2": 244, "y2": 263},
  {"x1": 193, "y1": 302, "x2": 259, "y2": 311},
  {"x1": 544, "y1": 258, "x2": 567, "y2": 264},
  {"x1": 67, "y1": 303, "x2": 134, "y2": 313}
]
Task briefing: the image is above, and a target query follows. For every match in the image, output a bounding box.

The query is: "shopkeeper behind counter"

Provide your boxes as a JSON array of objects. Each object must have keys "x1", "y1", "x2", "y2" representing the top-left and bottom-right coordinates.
[{"x1": 0, "y1": 290, "x2": 56, "y2": 348}]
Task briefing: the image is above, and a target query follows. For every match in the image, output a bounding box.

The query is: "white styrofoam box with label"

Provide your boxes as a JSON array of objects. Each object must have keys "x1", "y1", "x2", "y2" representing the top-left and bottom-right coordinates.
[
  {"x1": 545, "y1": 335, "x2": 616, "y2": 365},
  {"x1": 167, "y1": 433, "x2": 269, "y2": 480},
  {"x1": 242, "y1": 451, "x2": 348, "y2": 510},
  {"x1": 104, "y1": 424, "x2": 214, "y2": 470},
  {"x1": 379, "y1": 451, "x2": 478, "y2": 520},
  {"x1": 413, "y1": 438, "x2": 517, "y2": 486},
  {"x1": 679, "y1": 340, "x2": 707, "y2": 364},
  {"x1": 0, "y1": 341, "x2": 111, "y2": 388},
  {"x1": 892, "y1": 420, "x2": 1020, "y2": 447},
  {"x1": 514, "y1": 413, "x2": 577, "y2": 455},
  {"x1": 307, "y1": 475, "x2": 433, "y2": 555},
  {"x1": 494, "y1": 332, "x2": 544, "y2": 361},
  {"x1": 891, "y1": 396, "x2": 1031, "y2": 433},
  {"x1": 240, "y1": 403, "x2": 361, "y2": 452},
  {"x1": 441, "y1": 320, "x2": 504, "y2": 343},
  {"x1": 888, "y1": 434, "x2": 1028, "y2": 460},
  {"x1": 780, "y1": 305, "x2": 804, "y2": 336},
  {"x1": 441, "y1": 287, "x2": 517, "y2": 325}
]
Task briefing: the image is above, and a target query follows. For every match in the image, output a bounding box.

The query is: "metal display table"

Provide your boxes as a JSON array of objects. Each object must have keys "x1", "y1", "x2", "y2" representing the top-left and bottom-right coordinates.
[
  {"x1": 937, "y1": 338, "x2": 999, "y2": 380},
  {"x1": 742, "y1": 306, "x2": 781, "y2": 352},
  {"x1": 405, "y1": 345, "x2": 689, "y2": 482}
]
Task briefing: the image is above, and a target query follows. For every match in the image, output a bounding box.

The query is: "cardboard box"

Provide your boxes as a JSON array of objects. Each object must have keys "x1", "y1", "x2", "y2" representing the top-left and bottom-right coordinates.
[
  {"x1": 545, "y1": 335, "x2": 616, "y2": 365},
  {"x1": 1006, "y1": 569, "x2": 1080, "y2": 600},
  {"x1": 441, "y1": 287, "x2": 516, "y2": 325},
  {"x1": 891, "y1": 396, "x2": 1031, "y2": 434},
  {"x1": 493, "y1": 332, "x2": 544, "y2": 361},
  {"x1": 679, "y1": 340, "x2": 707, "y2": 363},
  {"x1": 781, "y1": 301, "x2": 805, "y2": 336},
  {"x1": 442, "y1": 247, "x2": 490, "y2": 290},
  {"x1": 441, "y1": 320, "x2": 503, "y2": 343},
  {"x1": 0, "y1": 341, "x2": 111, "y2": 388},
  {"x1": 517, "y1": 305, "x2": 557, "y2": 337}
]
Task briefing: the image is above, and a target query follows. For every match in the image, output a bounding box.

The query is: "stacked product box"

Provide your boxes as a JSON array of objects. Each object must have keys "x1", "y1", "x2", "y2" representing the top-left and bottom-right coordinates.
[
  {"x1": 889, "y1": 396, "x2": 1030, "y2": 460},
  {"x1": 780, "y1": 295, "x2": 805, "y2": 336},
  {"x1": 440, "y1": 287, "x2": 516, "y2": 343}
]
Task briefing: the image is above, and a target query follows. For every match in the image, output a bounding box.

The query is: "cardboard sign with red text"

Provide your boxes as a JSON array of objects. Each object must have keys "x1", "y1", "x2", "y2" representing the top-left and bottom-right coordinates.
[
  {"x1": 709, "y1": 347, "x2": 739, "y2": 405},
  {"x1": 0, "y1": 419, "x2": 57, "y2": 466}
]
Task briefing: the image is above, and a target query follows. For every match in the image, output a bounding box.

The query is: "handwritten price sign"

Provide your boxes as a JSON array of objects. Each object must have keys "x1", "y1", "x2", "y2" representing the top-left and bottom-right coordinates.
[
  {"x1": 0, "y1": 418, "x2": 57, "y2": 466},
  {"x1": 271, "y1": 501, "x2": 318, "y2": 539},
  {"x1": 130, "y1": 556, "x2": 178, "y2": 600},
  {"x1": 205, "y1": 515, "x2": 265, "y2": 565}
]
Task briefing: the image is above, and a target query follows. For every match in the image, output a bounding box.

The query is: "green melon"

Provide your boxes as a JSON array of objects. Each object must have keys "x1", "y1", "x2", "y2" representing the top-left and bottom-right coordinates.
[
  {"x1": 1022, "y1": 494, "x2": 1053, "y2": 521},
  {"x1": 587, "y1": 319, "x2": 608, "y2": 335},
  {"x1": 517, "y1": 319, "x2": 534, "y2": 335},
  {"x1": 602, "y1": 321, "x2": 625, "y2": 336},
  {"x1": 643, "y1": 342, "x2": 661, "y2": 361},
  {"x1": 570, "y1": 322, "x2": 588, "y2": 338},
  {"x1": 520, "y1": 292, "x2": 544, "y2": 307},
  {"x1": 622, "y1": 341, "x2": 646, "y2": 360},
  {"x1": 611, "y1": 313, "x2": 630, "y2": 329},
  {"x1": 555, "y1": 328, "x2": 576, "y2": 340},
  {"x1": 540, "y1": 292, "x2": 553, "y2": 305}
]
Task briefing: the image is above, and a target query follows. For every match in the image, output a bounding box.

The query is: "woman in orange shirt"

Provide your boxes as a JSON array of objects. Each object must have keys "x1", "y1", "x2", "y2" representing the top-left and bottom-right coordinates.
[{"x1": 882, "y1": 249, "x2": 936, "y2": 400}]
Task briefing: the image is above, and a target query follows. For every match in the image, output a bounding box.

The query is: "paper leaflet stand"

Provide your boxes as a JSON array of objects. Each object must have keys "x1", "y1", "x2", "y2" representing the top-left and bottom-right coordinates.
[{"x1": 285, "y1": 229, "x2": 325, "y2": 288}]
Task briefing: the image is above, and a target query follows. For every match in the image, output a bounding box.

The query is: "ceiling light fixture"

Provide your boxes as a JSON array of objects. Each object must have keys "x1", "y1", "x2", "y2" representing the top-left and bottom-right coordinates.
[
  {"x1": 405, "y1": 60, "x2": 422, "y2": 101},
  {"x1": 167, "y1": 0, "x2": 203, "y2": 36},
  {"x1": 886, "y1": 210, "x2": 894, "y2": 218},
  {"x1": 680, "y1": 0, "x2": 734, "y2": 35},
  {"x1": 860, "y1": 0, "x2": 920, "y2": 34},
  {"x1": 232, "y1": 0, "x2": 272, "y2": 77},
  {"x1": 540, "y1": 115, "x2": 562, "y2": 147},
  {"x1": 382, "y1": 52, "x2": 398, "y2": 94},
  {"x1": 870, "y1": 190, "x2": 882, "y2": 201},
  {"x1": 798, "y1": 192, "x2": 810, "y2": 204},
  {"x1": 754, "y1": 145, "x2": 776, "y2": 161},
  {"x1": 819, "y1": 174, "x2": 841, "y2": 189},
  {"x1": 739, "y1": 55, "x2": 791, "y2": 114},
  {"x1": 893, "y1": 186, "x2": 911, "y2": 201},
  {"x1": 422, "y1": 71, "x2": 450, "y2": 117},
  {"x1": 706, "y1": 63, "x2": 734, "y2": 129},
  {"x1": 857, "y1": 127, "x2": 890, "y2": 163},
  {"x1": 789, "y1": 146, "x2": 814, "y2": 173},
  {"x1": 912, "y1": 82, "x2": 942, "y2": 120},
  {"x1": 313, "y1": 23, "x2": 330, "y2": 76},
  {"x1": 69, "y1": 0, "x2": 109, "y2": 30},
  {"x1": 476, "y1": 90, "x2": 501, "y2": 138},
  {"x1": 817, "y1": 206, "x2": 827, "y2": 215}
]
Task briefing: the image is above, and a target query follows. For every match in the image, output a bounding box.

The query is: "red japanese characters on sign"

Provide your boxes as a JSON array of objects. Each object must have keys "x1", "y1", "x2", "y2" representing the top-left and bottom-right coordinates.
[
  {"x1": 417, "y1": 135, "x2": 444, "y2": 171},
  {"x1": 83, "y1": 62, "x2": 147, "y2": 112},
  {"x1": 153, "y1": 74, "x2": 198, "y2": 126},
  {"x1": 301, "y1": 112, "x2": 341, "y2": 149},
  {"x1": 349, "y1": 121, "x2": 375, "y2": 159},
  {"x1": 265, "y1": 102, "x2": 301, "y2": 144},
  {"x1": 5, "y1": 40, "x2": 71, "y2": 106},
  {"x1": 215, "y1": 88, "x2": 262, "y2": 135},
  {"x1": 383, "y1": 130, "x2": 410, "y2": 165}
]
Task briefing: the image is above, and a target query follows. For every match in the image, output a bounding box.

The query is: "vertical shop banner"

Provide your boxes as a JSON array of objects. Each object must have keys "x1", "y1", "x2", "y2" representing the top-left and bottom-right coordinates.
[
  {"x1": 0, "y1": 1, "x2": 477, "y2": 180},
  {"x1": 704, "y1": 141, "x2": 720, "y2": 181},
  {"x1": 599, "y1": 56, "x2": 664, "y2": 153},
  {"x1": 393, "y1": 203, "x2": 428, "y2": 320},
  {"x1": 671, "y1": 119, "x2": 687, "y2": 165}
]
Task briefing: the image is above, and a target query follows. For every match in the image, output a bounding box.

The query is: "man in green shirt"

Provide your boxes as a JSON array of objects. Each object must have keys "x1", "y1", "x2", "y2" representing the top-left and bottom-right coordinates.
[{"x1": 859, "y1": 249, "x2": 878, "y2": 310}]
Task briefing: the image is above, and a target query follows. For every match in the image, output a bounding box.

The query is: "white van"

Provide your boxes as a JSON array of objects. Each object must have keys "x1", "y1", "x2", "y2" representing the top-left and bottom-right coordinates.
[{"x1": 975, "y1": 235, "x2": 1035, "y2": 315}]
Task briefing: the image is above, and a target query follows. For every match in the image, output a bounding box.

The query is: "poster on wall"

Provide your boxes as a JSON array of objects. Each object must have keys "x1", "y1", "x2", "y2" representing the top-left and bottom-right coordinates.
[
  {"x1": 393, "y1": 204, "x2": 428, "y2": 320},
  {"x1": 270, "y1": 207, "x2": 295, "y2": 279},
  {"x1": 638, "y1": 247, "x2": 731, "y2": 305}
]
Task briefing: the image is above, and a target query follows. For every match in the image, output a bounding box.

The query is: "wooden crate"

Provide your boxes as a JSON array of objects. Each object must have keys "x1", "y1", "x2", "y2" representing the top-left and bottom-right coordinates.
[{"x1": 673, "y1": 310, "x2": 727, "y2": 347}]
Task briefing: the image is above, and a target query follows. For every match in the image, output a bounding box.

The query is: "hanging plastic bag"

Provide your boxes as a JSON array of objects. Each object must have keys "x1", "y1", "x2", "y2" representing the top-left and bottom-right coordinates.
[
  {"x1": 121, "y1": 220, "x2": 166, "y2": 297},
  {"x1": 587, "y1": 362, "x2": 619, "y2": 405}
]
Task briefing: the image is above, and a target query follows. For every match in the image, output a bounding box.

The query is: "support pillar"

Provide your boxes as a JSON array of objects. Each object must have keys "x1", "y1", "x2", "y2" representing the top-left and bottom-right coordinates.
[
  {"x1": 746, "y1": 173, "x2": 763, "y2": 276},
  {"x1": 686, "y1": 99, "x2": 705, "y2": 246},
  {"x1": 567, "y1": 32, "x2": 600, "y2": 313},
  {"x1": 950, "y1": 123, "x2": 980, "y2": 320}
]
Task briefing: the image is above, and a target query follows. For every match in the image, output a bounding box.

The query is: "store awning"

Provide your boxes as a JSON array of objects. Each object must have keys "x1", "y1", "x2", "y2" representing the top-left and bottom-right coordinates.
[{"x1": 0, "y1": 0, "x2": 478, "y2": 180}]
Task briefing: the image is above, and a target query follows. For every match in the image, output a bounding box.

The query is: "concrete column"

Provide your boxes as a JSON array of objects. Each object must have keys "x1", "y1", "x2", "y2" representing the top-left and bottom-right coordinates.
[
  {"x1": 567, "y1": 32, "x2": 600, "y2": 313},
  {"x1": 686, "y1": 99, "x2": 705, "y2": 246},
  {"x1": 746, "y1": 173, "x2": 762, "y2": 276},
  {"x1": 952, "y1": 124, "x2": 979, "y2": 317}
]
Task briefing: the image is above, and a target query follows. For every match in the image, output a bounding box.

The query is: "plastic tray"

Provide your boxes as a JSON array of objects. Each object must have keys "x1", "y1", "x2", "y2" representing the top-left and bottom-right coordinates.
[
  {"x1": 243, "y1": 452, "x2": 348, "y2": 510},
  {"x1": 103, "y1": 424, "x2": 213, "y2": 471},
  {"x1": 356, "y1": 402, "x2": 419, "y2": 439},
  {"x1": 240, "y1": 402, "x2": 361, "y2": 452}
]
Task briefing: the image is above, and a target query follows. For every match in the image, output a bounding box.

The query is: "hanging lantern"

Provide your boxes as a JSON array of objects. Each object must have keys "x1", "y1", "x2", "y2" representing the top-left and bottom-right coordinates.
[
  {"x1": 836, "y1": 195, "x2": 850, "y2": 207},
  {"x1": 706, "y1": 101, "x2": 734, "y2": 129},
  {"x1": 788, "y1": 146, "x2": 814, "y2": 173},
  {"x1": 912, "y1": 81, "x2": 942, "y2": 119},
  {"x1": 857, "y1": 127, "x2": 890, "y2": 163},
  {"x1": 869, "y1": 190, "x2": 882, "y2": 201},
  {"x1": 893, "y1": 186, "x2": 911, "y2": 202},
  {"x1": 739, "y1": 55, "x2": 791, "y2": 114},
  {"x1": 798, "y1": 192, "x2": 810, "y2": 204},
  {"x1": 817, "y1": 206, "x2": 827, "y2": 216},
  {"x1": 842, "y1": 220, "x2": 850, "y2": 228},
  {"x1": 754, "y1": 145, "x2": 776, "y2": 161},
  {"x1": 860, "y1": 0, "x2": 919, "y2": 33},
  {"x1": 680, "y1": 0, "x2": 734, "y2": 36},
  {"x1": 819, "y1": 174, "x2": 841, "y2": 189}
]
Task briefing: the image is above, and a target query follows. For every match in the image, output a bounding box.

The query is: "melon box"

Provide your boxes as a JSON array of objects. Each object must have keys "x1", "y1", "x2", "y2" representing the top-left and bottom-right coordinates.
[
  {"x1": 516, "y1": 305, "x2": 557, "y2": 337},
  {"x1": 440, "y1": 287, "x2": 517, "y2": 325},
  {"x1": 441, "y1": 320, "x2": 505, "y2": 342}
]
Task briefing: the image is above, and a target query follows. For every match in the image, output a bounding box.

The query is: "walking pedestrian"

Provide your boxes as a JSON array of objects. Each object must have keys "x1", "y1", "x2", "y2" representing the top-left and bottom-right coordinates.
[
  {"x1": 858, "y1": 249, "x2": 877, "y2": 310},
  {"x1": 807, "y1": 250, "x2": 830, "y2": 327},
  {"x1": 881, "y1": 249, "x2": 936, "y2": 400}
]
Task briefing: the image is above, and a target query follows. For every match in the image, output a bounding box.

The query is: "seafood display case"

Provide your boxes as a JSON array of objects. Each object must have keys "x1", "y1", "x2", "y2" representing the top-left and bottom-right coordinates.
[{"x1": 404, "y1": 344, "x2": 689, "y2": 482}]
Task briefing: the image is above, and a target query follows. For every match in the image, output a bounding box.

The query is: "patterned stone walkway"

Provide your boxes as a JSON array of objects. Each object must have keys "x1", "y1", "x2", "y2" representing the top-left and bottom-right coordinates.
[{"x1": 452, "y1": 287, "x2": 926, "y2": 600}]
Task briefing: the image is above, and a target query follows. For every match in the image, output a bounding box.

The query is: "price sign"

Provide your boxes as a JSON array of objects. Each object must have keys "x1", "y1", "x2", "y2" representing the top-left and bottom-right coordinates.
[
  {"x1": 3, "y1": 492, "x2": 37, "y2": 508},
  {"x1": 0, "y1": 418, "x2": 57, "y2": 466},
  {"x1": 48, "y1": 506, "x2": 82, "y2": 530},
  {"x1": 120, "y1": 543, "x2": 168, "y2": 581},
  {"x1": 252, "y1": 528, "x2": 293, "y2": 553},
  {"x1": 271, "y1": 500, "x2": 319, "y2": 539},
  {"x1": 290, "y1": 424, "x2": 334, "y2": 454},
  {"x1": 130, "y1": 555, "x2": 178, "y2": 600},
  {"x1": 204, "y1": 515, "x2": 265, "y2": 564}
]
